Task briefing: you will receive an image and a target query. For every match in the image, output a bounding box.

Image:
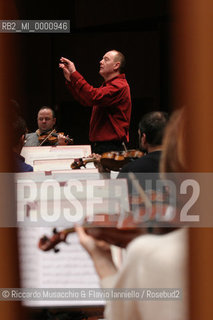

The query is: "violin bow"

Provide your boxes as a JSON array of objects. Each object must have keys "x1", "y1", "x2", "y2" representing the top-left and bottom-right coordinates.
[
  {"x1": 122, "y1": 141, "x2": 128, "y2": 152},
  {"x1": 39, "y1": 129, "x2": 56, "y2": 146}
]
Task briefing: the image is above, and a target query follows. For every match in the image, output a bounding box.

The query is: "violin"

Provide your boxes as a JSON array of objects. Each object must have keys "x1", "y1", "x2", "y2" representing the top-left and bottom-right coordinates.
[
  {"x1": 38, "y1": 129, "x2": 73, "y2": 146},
  {"x1": 39, "y1": 227, "x2": 75, "y2": 252},
  {"x1": 38, "y1": 213, "x2": 142, "y2": 252},
  {"x1": 38, "y1": 190, "x2": 177, "y2": 252},
  {"x1": 71, "y1": 157, "x2": 98, "y2": 169},
  {"x1": 38, "y1": 214, "x2": 121, "y2": 252},
  {"x1": 100, "y1": 150, "x2": 144, "y2": 171},
  {"x1": 71, "y1": 150, "x2": 144, "y2": 171}
]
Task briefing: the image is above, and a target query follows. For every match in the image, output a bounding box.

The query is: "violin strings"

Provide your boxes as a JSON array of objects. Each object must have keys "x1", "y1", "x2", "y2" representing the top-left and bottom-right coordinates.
[{"x1": 39, "y1": 129, "x2": 56, "y2": 146}]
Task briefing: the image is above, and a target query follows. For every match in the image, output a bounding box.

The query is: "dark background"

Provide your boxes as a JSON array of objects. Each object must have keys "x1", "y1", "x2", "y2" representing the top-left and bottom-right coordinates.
[{"x1": 4, "y1": 0, "x2": 172, "y2": 148}]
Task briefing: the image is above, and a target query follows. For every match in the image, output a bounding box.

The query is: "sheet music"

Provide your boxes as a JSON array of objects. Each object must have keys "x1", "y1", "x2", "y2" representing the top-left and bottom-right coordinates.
[
  {"x1": 18, "y1": 227, "x2": 104, "y2": 307},
  {"x1": 33, "y1": 158, "x2": 96, "y2": 171},
  {"x1": 15, "y1": 170, "x2": 101, "y2": 183},
  {"x1": 16, "y1": 178, "x2": 129, "y2": 227},
  {"x1": 15, "y1": 170, "x2": 117, "y2": 181},
  {"x1": 21, "y1": 145, "x2": 92, "y2": 166},
  {"x1": 51, "y1": 169, "x2": 102, "y2": 180},
  {"x1": 17, "y1": 176, "x2": 129, "y2": 307}
]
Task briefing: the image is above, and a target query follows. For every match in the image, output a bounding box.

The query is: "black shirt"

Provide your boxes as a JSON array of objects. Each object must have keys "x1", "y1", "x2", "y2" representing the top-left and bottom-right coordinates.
[
  {"x1": 119, "y1": 151, "x2": 162, "y2": 174},
  {"x1": 117, "y1": 151, "x2": 162, "y2": 192}
]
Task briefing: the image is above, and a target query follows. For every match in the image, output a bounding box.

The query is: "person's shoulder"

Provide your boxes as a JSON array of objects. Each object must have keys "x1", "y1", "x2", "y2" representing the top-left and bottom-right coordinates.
[
  {"x1": 13, "y1": 153, "x2": 33, "y2": 172},
  {"x1": 146, "y1": 150, "x2": 162, "y2": 159},
  {"x1": 25, "y1": 131, "x2": 39, "y2": 146},
  {"x1": 128, "y1": 228, "x2": 187, "y2": 249},
  {"x1": 22, "y1": 162, "x2": 33, "y2": 172},
  {"x1": 120, "y1": 153, "x2": 159, "y2": 173},
  {"x1": 118, "y1": 158, "x2": 139, "y2": 173},
  {"x1": 109, "y1": 74, "x2": 129, "y2": 88},
  {"x1": 126, "y1": 228, "x2": 187, "y2": 262},
  {"x1": 26, "y1": 132, "x2": 37, "y2": 137}
]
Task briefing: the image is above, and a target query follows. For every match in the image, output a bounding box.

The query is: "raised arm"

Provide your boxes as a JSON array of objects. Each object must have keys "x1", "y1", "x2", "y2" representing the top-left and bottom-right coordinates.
[
  {"x1": 59, "y1": 57, "x2": 92, "y2": 106},
  {"x1": 59, "y1": 57, "x2": 76, "y2": 81},
  {"x1": 59, "y1": 57, "x2": 126, "y2": 107}
]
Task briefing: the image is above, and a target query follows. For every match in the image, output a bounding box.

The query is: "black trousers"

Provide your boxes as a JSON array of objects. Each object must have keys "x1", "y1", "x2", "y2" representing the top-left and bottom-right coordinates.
[{"x1": 91, "y1": 140, "x2": 126, "y2": 154}]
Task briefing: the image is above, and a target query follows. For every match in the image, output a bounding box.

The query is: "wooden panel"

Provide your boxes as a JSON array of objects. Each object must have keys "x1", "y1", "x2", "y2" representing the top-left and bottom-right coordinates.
[
  {"x1": 0, "y1": 1, "x2": 26, "y2": 318},
  {"x1": 173, "y1": 0, "x2": 213, "y2": 319}
]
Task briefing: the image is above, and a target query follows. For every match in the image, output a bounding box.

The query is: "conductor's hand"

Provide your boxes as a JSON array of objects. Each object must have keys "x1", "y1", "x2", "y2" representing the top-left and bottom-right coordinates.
[
  {"x1": 75, "y1": 225, "x2": 117, "y2": 279},
  {"x1": 59, "y1": 57, "x2": 76, "y2": 81}
]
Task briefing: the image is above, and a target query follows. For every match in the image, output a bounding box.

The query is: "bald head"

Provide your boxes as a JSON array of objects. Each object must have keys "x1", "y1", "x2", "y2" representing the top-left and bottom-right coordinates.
[
  {"x1": 111, "y1": 50, "x2": 126, "y2": 73},
  {"x1": 99, "y1": 50, "x2": 126, "y2": 81}
]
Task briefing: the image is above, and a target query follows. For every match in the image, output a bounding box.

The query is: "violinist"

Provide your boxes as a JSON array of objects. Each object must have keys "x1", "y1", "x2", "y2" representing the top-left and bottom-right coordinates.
[
  {"x1": 24, "y1": 107, "x2": 71, "y2": 146},
  {"x1": 12, "y1": 116, "x2": 33, "y2": 172},
  {"x1": 117, "y1": 111, "x2": 169, "y2": 191},
  {"x1": 119, "y1": 111, "x2": 168, "y2": 174}
]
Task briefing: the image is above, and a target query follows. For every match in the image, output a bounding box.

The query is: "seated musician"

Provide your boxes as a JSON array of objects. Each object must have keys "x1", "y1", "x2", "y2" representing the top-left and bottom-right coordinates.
[
  {"x1": 117, "y1": 111, "x2": 168, "y2": 197},
  {"x1": 119, "y1": 111, "x2": 168, "y2": 174},
  {"x1": 88, "y1": 111, "x2": 168, "y2": 174},
  {"x1": 12, "y1": 116, "x2": 33, "y2": 172},
  {"x1": 24, "y1": 106, "x2": 71, "y2": 146}
]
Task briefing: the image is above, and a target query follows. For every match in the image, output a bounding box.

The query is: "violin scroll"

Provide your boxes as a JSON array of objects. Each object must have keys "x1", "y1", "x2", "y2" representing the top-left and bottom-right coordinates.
[
  {"x1": 38, "y1": 227, "x2": 74, "y2": 252},
  {"x1": 71, "y1": 157, "x2": 98, "y2": 169}
]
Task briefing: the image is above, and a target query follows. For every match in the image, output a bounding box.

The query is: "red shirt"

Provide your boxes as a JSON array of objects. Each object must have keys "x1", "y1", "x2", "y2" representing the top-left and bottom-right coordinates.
[{"x1": 67, "y1": 71, "x2": 132, "y2": 142}]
